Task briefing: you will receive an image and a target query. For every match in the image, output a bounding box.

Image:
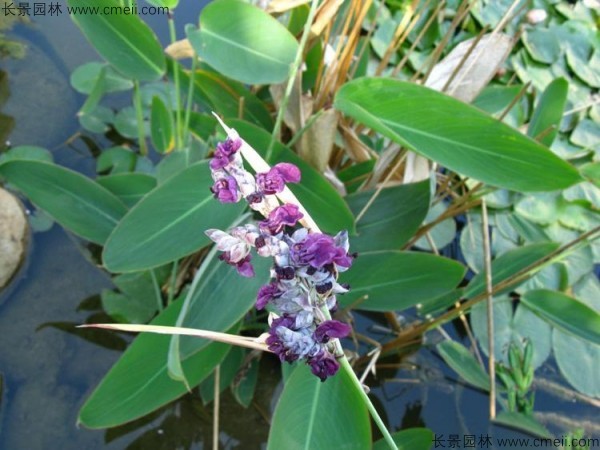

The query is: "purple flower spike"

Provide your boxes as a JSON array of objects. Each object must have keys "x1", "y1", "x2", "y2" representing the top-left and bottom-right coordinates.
[
  {"x1": 260, "y1": 204, "x2": 304, "y2": 234},
  {"x1": 210, "y1": 137, "x2": 242, "y2": 170},
  {"x1": 308, "y1": 352, "x2": 340, "y2": 382},
  {"x1": 314, "y1": 320, "x2": 352, "y2": 344},
  {"x1": 210, "y1": 176, "x2": 240, "y2": 203},
  {"x1": 220, "y1": 253, "x2": 255, "y2": 277},
  {"x1": 272, "y1": 163, "x2": 301, "y2": 183},
  {"x1": 256, "y1": 282, "x2": 280, "y2": 310},
  {"x1": 256, "y1": 163, "x2": 301, "y2": 195}
]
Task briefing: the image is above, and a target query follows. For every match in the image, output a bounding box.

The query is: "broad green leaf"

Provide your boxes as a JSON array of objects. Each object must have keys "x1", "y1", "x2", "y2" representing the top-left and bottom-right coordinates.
[
  {"x1": 80, "y1": 252, "x2": 269, "y2": 428},
  {"x1": 0, "y1": 145, "x2": 52, "y2": 164},
  {"x1": 464, "y1": 243, "x2": 560, "y2": 298},
  {"x1": 472, "y1": 85, "x2": 526, "y2": 128},
  {"x1": 470, "y1": 296, "x2": 551, "y2": 370},
  {"x1": 78, "y1": 304, "x2": 235, "y2": 428},
  {"x1": 346, "y1": 180, "x2": 430, "y2": 252},
  {"x1": 70, "y1": 62, "x2": 133, "y2": 94},
  {"x1": 68, "y1": 0, "x2": 165, "y2": 81},
  {"x1": 373, "y1": 428, "x2": 434, "y2": 450},
  {"x1": 521, "y1": 289, "x2": 600, "y2": 346},
  {"x1": 0, "y1": 160, "x2": 126, "y2": 244},
  {"x1": 334, "y1": 78, "x2": 581, "y2": 192},
  {"x1": 338, "y1": 251, "x2": 465, "y2": 311},
  {"x1": 553, "y1": 328, "x2": 600, "y2": 398},
  {"x1": 150, "y1": 96, "x2": 175, "y2": 154},
  {"x1": 527, "y1": 78, "x2": 568, "y2": 146},
  {"x1": 96, "y1": 173, "x2": 157, "y2": 208},
  {"x1": 267, "y1": 364, "x2": 371, "y2": 450},
  {"x1": 494, "y1": 412, "x2": 551, "y2": 438},
  {"x1": 437, "y1": 340, "x2": 490, "y2": 391},
  {"x1": 188, "y1": 0, "x2": 299, "y2": 85},
  {"x1": 227, "y1": 119, "x2": 355, "y2": 234},
  {"x1": 103, "y1": 161, "x2": 244, "y2": 272}
]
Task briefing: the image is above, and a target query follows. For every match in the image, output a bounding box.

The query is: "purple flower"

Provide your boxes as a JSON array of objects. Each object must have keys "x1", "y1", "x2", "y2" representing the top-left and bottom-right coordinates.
[
  {"x1": 210, "y1": 176, "x2": 240, "y2": 203},
  {"x1": 256, "y1": 282, "x2": 280, "y2": 310},
  {"x1": 260, "y1": 204, "x2": 304, "y2": 234},
  {"x1": 308, "y1": 352, "x2": 340, "y2": 382},
  {"x1": 291, "y1": 233, "x2": 353, "y2": 269},
  {"x1": 209, "y1": 137, "x2": 242, "y2": 170},
  {"x1": 256, "y1": 163, "x2": 301, "y2": 195},
  {"x1": 220, "y1": 253, "x2": 255, "y2": 277},
  {"x1": 314, "y1": 320, "x2": 351, "y2": 343}
]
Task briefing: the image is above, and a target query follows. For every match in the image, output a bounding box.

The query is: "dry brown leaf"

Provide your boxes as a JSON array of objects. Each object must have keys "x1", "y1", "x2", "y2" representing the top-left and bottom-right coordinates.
[
  {"x1": 311, "y1": 0, "x2": 344, "y2": 37},
  {"x1": 266, "y1": 0, "x2": 310, "y2": 13},
  {"x1": 165, "y1": 38, "x2": 194, "y2": 60},
  {"x1": 298, "y1": 108, "x2": 338, "y2": 171}
]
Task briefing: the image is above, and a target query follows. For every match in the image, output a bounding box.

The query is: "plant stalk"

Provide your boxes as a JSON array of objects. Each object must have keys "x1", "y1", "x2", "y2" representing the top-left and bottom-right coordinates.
[
  {"x1": 168, "y1": 14, "x2": 183, "y2": 151},
  {"x1": 133, "y1": 81, "x2": 148, "y2": 156},
  {"x1": 266, "y1": 0, "x2": 320, "y2": 160}
]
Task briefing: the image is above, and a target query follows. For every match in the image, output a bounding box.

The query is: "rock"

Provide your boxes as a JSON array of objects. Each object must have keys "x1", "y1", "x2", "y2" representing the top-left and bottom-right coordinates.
[{"x1": 0, "y1": 187, "x2": 27, "y2": 289}]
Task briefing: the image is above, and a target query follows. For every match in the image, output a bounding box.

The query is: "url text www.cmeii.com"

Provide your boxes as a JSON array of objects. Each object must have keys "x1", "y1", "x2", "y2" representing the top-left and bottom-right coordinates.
[{"x1": 1, "y1": 2, "x2": 169, "y2": 17}]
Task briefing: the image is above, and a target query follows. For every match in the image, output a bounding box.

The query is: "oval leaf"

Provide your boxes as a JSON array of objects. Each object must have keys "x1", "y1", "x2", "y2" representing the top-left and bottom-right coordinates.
[
  {"x1": 334, "y1": 78, "x2": 582, "y2": 192},
  {"x1": 96, "y1": 173, "x2": 157, "y2": 208},
  {"x1": 0, "y1": 160, "x2": 126, "y2": 244},
  {"x1": 150, "y1": 96, "x2": 175, "y2": 153},
  {"x1": 521, "y1": 289, "x2": 600, "y2": 346},
  {"x1": 267, "y1": 364, "x2": 371, "y2": 450},
  {"x1": 68, "y1": 0, "x2": 166, "y2": 81},
  {"x1": 188, "y1": 0, "x2": 299, "y2": 85},
  {"x1": 437, "y1": 340, "x2": 490, "y2": 391},
  {"x1": 103, "y1": 161, "x2": 244, "y2": 272},
  {"x1": 346, "y1": 179, "x2": 430, "y2": 252},
  {"x1": 338, "y1": 251, "x2": 465, "y2": 311}
]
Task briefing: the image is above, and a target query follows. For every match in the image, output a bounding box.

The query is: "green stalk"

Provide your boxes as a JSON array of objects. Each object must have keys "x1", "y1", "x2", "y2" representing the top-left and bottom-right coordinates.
[
  {"x1": 150, "y1": 269, "x2": 163, "y2": 312},
  {"x1": 168, "y1": 14, "x2": 183, "y2": 151},
  {"x1": 133, "y1": 80, "x2": 148, "y2": 156},
  {"x1": 266, "y1": 0, "x2": 320, "y2": 160},
  {"x1": 182, "y1": 51, "x2": 199, "y2": 165}
]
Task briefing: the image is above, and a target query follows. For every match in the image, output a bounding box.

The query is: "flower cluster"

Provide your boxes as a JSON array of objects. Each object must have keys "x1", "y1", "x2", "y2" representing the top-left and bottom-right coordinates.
[{"x1": 206, "y1": 134, "x2": 354, "y2": 381}]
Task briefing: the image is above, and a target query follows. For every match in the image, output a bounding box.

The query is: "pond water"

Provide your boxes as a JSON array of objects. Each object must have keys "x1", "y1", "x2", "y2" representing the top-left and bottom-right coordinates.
[{"x1": 1, "y1": 4, "x2": 599, "y2": 450}]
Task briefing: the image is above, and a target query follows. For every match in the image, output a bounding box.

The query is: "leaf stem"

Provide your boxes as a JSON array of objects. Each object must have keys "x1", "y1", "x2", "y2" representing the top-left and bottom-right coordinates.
[
  {"x1": 150, "y1": 269, "x2": 163, "y2": 312},
  {"x1": 266, "y1": 0, "x2": 320, "y2": 160},
  {"x1": 182, "y1": 50, "x2": 198, "y2": 154},
  {"x1": 168, "y1": 14, "x2": 183, "y2": 151}
]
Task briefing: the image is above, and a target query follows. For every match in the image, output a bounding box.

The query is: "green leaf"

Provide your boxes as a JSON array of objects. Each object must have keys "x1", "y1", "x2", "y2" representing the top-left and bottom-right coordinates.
[
  {"x1": 334, "y1": 78, "x2": 581, "y2": 192},
  {"x1": 150, "y1": 96, "x2": 175, "y2": 154},
  {"x1": 522, "y1": 28, "x2": 561, "y2": 64},
  {"x1": 188, "y1": 0, "x2": 299, "y2": 85},
  {"x1": 437, "y1": 340, "x2": 490, "y2": 391},
  {"x1": 470, "y1": 296, "x2": 551, "y2": 370},
  {"x1": 346, "y1": 180, "x2": 430, "y2": 252},
  {"x1": 0, "y1": 160, "x2": 126, "y2": 244},
  {"x1": 96, "y1": 173, "x2": 157, "y2": 208},
  {"x1": 0, "y1": 145, "x2": 53, "y2": 164},
  {"x1": 494, "y1": 412, "x2": 551, "y2": 438},
  {"x1": 472, "y1": 85, "x2": 526, "y2": 128},
  {"x1": 68, "y1": 0, "x2": 165, "y2": 81},
  {"x1": 199, "y1": 347, "x2": 244, "y2": 405},
  {"x1": 338, "y1": 251, "x2": 465, "y2": 311},
  {"x1": 527, "y1": 77, "x2": 568, "y2": 146},
  {"x1": 570, "y1": 119, "x2": 600, "y2": 151},
  {"x1": 464, "y1": 243, "x2": 560, "y2": 299},
  {"x1": 103, "y1": 161, "x2": 244, "y2": 272},
  {"x1": 521, "y1": 289, "x2": 600, "y2": 346},
  {"x1": 227, "y1": 119, "x2": 355, "y2": 234},
  {"x1": 231, "y1": 355, "x2": 260, "y2": 408},
  {"x1": 553, "y1": 328, "x2": 600, "y2": 398},
  {"x1": 414, "y1": 202, "x2": 456, "y2": 252},
  {"x1": 373, "y1": 428, "x2": 434, "y2": 450},
  {"x1": 78, "y1": 305, "x2": 235, "y2": 428},
  {"x1": 580, "y1": 162, "x2": 600, "y2": 187},
  {"x1": 267, "y1": 364, "x2": 371, "y2": 450},
  {"x1": 70, "y1": 62, "x2": 133, "y2": 94}
]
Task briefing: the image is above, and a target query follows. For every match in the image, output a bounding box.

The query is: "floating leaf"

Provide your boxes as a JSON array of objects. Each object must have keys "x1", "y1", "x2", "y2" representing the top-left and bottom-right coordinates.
[
  {"x1": 338, "y1": 251, "x2": 465, "y2": 311},
  {"x1": 0, "y1": 160, "x2": 126, "y2": 244},
  {"x1": 103, "y1": 161, "x2": 244, "y2": 272},
  {"x1": 267, "y1": 364, "x2": 371, "y2": 450},
  {"x1": 521, "y1": 289, "x2": 600, "y2": 346},
  {"x1": 522, "y1": 28, "x2": 560, "y2": 64},
  {"x1": 0, "y1": 145, "x2": 53, "y2": 164},
  {"x1": 437, "y1": 340, "x2": 489, "y2": 391},
  {"x1": 334, "y1": 78, "x2": 581, "y2": 192},
  {"x1": 346, "y1": 180, "x2": 430, "y2": 252},
  {"x1": 68, "y1": 0, "x2": 165, "y2": 81},
  {"x1": 188, "y1": 0, "x2": 299, "y2": 85},
  {"x1": 70, "y1": 62, "x2": 133, "y2": 94},
  {"x1": 553, "y1": 328, "x2": 600, "y2": 398}
]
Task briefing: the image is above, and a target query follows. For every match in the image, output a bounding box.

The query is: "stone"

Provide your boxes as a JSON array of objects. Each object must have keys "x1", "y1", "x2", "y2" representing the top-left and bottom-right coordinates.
[{"x1": 0, "y1": 187, "x2": 27, "y2": 289}]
